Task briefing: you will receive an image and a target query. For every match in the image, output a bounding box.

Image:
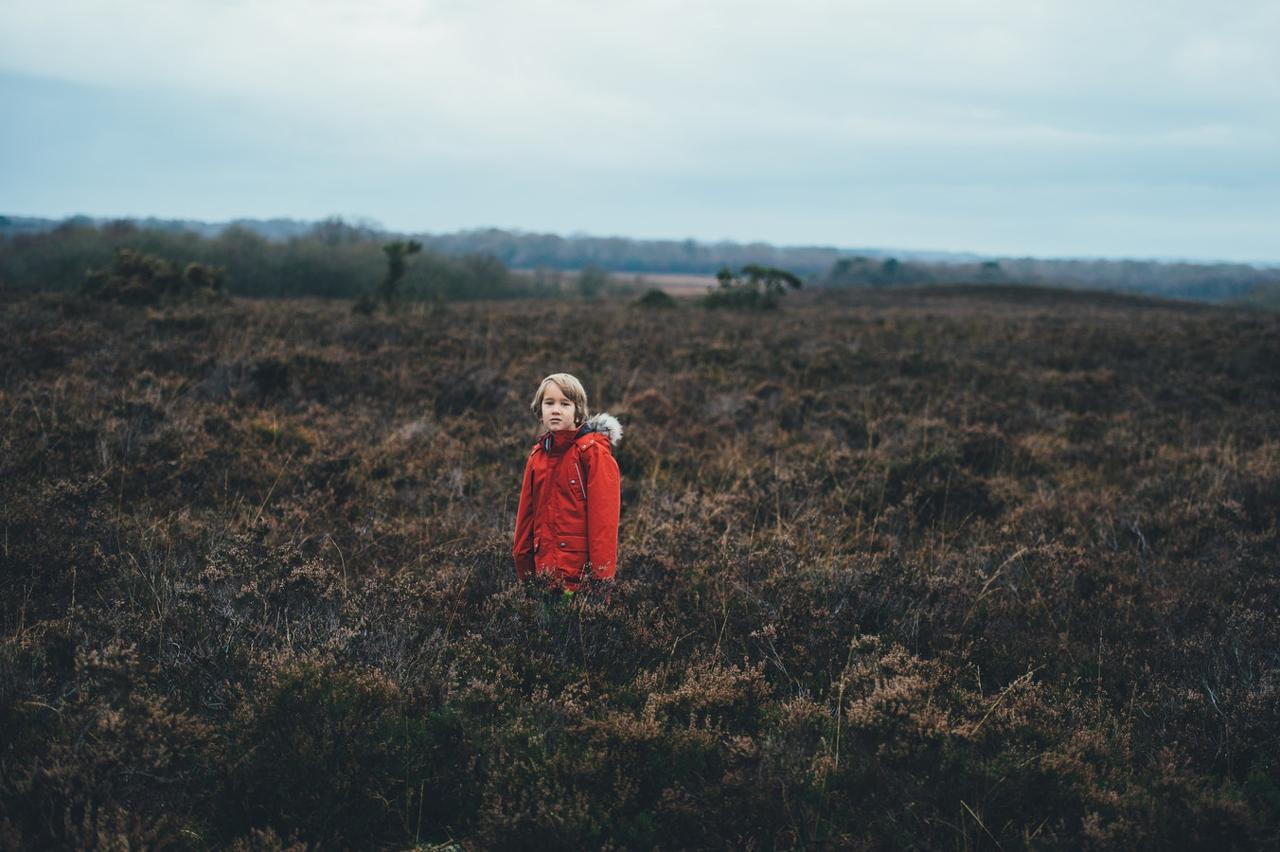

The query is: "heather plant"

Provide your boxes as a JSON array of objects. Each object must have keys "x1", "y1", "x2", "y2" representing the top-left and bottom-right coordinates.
[{"x1": 1, "y1": 286, "x2": 1278, "y2": 848}]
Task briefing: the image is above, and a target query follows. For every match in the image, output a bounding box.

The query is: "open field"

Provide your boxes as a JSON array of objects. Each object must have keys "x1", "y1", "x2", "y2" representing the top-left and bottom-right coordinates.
[
  {"x1": 2, "y1": 288, "x2": 1278, "y2": 848},
  {"x1": 509, "y1": 269, "x2": 719, "y2": 297},
  {"x1": 628, "y1": 272, "x2": 720, "y2": 297}
]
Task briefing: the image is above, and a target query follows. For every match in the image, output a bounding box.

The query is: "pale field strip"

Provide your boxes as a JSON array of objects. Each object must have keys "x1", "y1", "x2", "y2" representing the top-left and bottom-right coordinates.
[
  {"x1": 624, "y1": 272, "x2": 719, "y2": 296},
  {"x1": 511, "y1": 268, "x2": 718, "y2": 297}
]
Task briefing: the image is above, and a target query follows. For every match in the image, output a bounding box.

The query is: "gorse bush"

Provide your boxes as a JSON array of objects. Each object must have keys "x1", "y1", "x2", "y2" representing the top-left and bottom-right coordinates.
[
  {"x1": 81, "y1": 247, "x2": 227, "y2": 306},
  {"x1": 1, "y1": 287, "x2": 1278, "y2": 848}
]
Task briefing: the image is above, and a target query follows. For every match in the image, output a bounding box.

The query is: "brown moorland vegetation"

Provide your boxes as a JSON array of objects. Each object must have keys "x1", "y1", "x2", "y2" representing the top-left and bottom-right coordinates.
[{"x1": 1, "y1": 287, "x2": 1278, "y2": 849}]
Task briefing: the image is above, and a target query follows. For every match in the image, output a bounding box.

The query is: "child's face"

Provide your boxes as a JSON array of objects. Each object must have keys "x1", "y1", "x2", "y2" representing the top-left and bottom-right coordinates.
[{"x1": 540, "y1": 382, "x2": 577, "y2": 431}]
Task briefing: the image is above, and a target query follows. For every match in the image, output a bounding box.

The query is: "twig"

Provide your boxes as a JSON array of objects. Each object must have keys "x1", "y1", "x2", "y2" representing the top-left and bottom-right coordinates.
[
  {"x1": 970, "y1": 666, "x2": 1041, "y2": 736},
  {"x1": 252, "y1": 449, "x2": 296, "y2": 525},
  {"x1": 961, "y1": 799, "x2": 1004, "y2": 850},
  {"x1": 978, "y1": 547, "x2": 1030, "y2": 600},
  {"x1": 326, "y1": 534, "x2": 349, "y2": 596}
]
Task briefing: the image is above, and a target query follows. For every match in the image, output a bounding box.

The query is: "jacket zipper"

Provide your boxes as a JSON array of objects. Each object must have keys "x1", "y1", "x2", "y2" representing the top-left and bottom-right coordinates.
[{"x1": 573, "y1": 460, "x2": 587, "y2": 500}]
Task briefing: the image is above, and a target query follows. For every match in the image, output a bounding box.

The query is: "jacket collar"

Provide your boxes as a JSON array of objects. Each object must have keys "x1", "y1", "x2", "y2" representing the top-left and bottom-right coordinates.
[
  {"x1": 537, "y1": 412, "x2": 624, "y2": 453},
  {"x1": 540, "y1": 427, "x2": 579, "y2": 453}
]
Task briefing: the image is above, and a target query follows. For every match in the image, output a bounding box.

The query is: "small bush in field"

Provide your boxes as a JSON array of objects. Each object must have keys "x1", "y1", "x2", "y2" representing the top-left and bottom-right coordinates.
[{"x1": 634, "y1": 287, "x2": 677, "y2": 309}]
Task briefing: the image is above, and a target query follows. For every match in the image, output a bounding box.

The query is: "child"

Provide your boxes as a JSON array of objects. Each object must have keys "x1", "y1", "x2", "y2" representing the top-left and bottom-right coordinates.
[{"x1": 512, "y1": 373, "x2": 622, "y2": 595}]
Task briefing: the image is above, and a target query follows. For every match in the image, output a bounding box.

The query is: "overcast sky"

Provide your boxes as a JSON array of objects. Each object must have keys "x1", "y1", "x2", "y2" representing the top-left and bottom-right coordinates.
[{"x1": 2, "y1": 0, "x2": 1277, "y2": 261}]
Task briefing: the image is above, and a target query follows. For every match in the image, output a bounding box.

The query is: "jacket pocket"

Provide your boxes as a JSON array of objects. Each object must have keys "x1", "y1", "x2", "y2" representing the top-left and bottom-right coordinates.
[{"x1": 551, "y1": 533, "x2": 588, "y2": 569}]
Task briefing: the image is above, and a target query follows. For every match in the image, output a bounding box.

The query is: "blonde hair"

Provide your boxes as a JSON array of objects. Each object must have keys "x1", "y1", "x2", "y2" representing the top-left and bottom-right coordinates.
[{"x1": 530, "y1": 373, "x2": 590, "y2": 427}]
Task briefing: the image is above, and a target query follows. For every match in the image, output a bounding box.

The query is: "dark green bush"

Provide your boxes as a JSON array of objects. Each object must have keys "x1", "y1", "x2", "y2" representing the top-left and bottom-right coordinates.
[
  {"x1": 634, "y1": 287, "x2": 677, "y2": 309},
  {"x1": 82, "y1": 247, "x2": 227, "y2": 306}
]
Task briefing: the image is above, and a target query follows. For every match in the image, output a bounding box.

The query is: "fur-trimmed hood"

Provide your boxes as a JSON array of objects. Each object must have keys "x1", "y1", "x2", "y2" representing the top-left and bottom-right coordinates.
[{"x1": 579, "y1": 412, "x2": 623, "y2": 447}]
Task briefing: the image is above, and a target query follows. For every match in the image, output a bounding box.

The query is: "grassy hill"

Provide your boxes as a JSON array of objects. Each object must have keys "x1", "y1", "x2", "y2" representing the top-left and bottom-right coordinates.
[{"x1": 2, "y1": 288, "x2": 1278, "y2": 848}]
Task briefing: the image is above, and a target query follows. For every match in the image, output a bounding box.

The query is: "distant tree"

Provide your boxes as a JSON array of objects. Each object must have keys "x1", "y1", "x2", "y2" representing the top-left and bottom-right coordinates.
[
  {"x1": 311, "y1": 216, "x2": 380, "y2": 246},
  {"x1": 56, "y1": 215, "x2": 95, "y2": 233},
  {"x1": 704, "y1": 264, "x2": 802, "y2": 310},
  {"x1": 880, "y1": 258, "x2": 900, "y2": 284},
  {"x1": 824, "y1": 256, "x2": 937, "y2": 289},
  {"x1": 377, "y1": 239, "x2": 422, "y2": 311},
  {"x1": 979, "y1": 260, "x2": 1005, "y2": 283},
  {"x1": 742, "y1": 264, "x2": 803, "y2": 295}
]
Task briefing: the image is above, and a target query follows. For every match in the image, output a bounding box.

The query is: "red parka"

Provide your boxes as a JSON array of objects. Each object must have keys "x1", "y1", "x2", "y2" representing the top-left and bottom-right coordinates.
[{"x1": 512, "y1": 412, "x2": 622, "y2": 590}]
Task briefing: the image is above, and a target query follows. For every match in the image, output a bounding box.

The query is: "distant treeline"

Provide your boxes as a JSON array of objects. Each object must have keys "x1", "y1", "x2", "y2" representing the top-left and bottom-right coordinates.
[
  {"x1": 0, "y1": 218, "x2": 544, "y2": 301},
  {"x1": 823, "y1": 255, "x2": 1280, "y2": 303},
  {"x1": 1, "y1": 214, "x2": 851, "y2": 277},
  {"x1": 3, "y1": 214, "x2": 1279, "y2": 304},
  {"x1": 417, "y1": 228, "x2": 848, "y2": 276},
  {"x1": 414, "y1": 229, "x2": 1280, "y2": 304},
  {"x1": 408, "y1": 228, "x2": 1280, "y2": 302}
]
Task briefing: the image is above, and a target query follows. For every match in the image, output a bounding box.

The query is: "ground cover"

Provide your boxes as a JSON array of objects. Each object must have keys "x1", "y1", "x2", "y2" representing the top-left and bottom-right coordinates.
[{"x1": 2, "y1": 288, "x2": 1278, "y2": 849}]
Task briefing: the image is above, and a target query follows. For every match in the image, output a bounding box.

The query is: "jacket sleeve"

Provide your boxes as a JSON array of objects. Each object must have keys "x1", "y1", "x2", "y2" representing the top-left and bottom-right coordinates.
[
  {"x1": 512, "y1": 452, "x2": 537, "y2": 580},
  {"x1": 583, "y1": 443, "x2": 621, "y2": 580}
]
